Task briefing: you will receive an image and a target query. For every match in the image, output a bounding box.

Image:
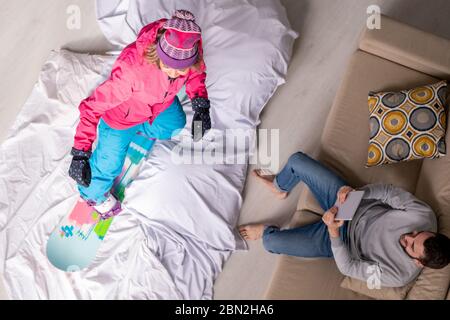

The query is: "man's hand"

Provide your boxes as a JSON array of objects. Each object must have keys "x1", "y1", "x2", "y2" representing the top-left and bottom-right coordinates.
[
  {"x1": 337, "y1": 185, "x2": 355, "y2": 204},
  {"x1": 322, "y1": 206, "x2": 344, "y2": 238}
]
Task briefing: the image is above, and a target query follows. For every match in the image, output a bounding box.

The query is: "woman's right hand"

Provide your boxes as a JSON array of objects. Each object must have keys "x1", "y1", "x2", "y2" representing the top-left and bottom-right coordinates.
[{"x1": 68, "y1": 148, "x2": 92, "y2": 187}]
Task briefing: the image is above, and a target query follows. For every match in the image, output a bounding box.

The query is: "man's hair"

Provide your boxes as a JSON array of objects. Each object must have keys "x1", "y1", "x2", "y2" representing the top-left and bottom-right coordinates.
[{"x1": 420, "y1": 233, "x2": 450, "y2": 269}]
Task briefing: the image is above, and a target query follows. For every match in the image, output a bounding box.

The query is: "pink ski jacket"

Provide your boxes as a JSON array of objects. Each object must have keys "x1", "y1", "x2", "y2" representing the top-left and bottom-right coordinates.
[{"x1": 73, "y1": 19, "x2": 208, "y2": 152}]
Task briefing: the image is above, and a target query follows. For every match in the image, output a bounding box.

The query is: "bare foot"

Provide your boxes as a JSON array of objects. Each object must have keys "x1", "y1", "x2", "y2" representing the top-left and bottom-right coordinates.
[
  {"x1": 252, "y1": 169, "x2": 288, "y2": 200},
  {"x1": 239, "y1": 224, "x2": 265, "y2": 240}
]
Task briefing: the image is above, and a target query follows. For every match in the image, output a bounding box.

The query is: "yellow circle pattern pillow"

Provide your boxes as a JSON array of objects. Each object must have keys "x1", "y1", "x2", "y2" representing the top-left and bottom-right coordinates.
[{"x1": 367, "y1": 81, "x2": 448, "y2": 167}]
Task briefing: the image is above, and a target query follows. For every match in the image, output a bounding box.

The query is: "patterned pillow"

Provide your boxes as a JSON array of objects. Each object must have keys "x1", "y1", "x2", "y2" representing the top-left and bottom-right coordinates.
[{"x1": 367, "y1": 81, "x2": 448, "y2": 167}]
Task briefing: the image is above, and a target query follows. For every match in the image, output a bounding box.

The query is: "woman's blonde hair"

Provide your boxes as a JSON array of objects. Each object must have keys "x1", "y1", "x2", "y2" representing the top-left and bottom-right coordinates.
[{"x1": 144, "y1": 28, "x2": 203, "y2": 72}]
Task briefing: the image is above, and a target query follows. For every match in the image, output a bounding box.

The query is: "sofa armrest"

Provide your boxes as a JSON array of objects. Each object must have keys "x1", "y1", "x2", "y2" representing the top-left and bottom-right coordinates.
[{"x1": 359, "y1": 15, "x2": 450, "y2": 79}]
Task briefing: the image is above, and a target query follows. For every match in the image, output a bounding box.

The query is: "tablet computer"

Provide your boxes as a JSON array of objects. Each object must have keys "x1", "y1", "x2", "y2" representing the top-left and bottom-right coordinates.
[{"x1": 334, "y1": 190, "x2": 364, "y2": 221}]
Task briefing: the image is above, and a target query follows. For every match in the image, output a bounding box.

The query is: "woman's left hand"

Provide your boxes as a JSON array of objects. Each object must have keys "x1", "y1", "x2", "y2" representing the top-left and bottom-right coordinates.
[
  {"x1": 192, "y1": 110, "x2": 211, "y2": 141},
  {"x1": 191, "y1": 97, "x2": 211, "y2": 141}
]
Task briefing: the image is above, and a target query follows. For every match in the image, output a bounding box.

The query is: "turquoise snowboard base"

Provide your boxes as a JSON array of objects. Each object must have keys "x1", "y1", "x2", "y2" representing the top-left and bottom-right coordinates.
[{"x1": 46, "y1": 132, "x2": 154, "y2": 272}]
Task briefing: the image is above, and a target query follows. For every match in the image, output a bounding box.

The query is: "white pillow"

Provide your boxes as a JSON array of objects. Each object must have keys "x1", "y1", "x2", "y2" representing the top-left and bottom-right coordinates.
[{"x1": 95, "y1": 0, "x2": 299, "y2": 129}]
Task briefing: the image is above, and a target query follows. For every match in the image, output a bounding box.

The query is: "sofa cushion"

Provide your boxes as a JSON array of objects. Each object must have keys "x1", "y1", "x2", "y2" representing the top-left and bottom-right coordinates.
[
  {"x1": 341, "y1": 276, "x2": 414, "y2": 300},
  {"x1": 366, "y1": 81, "x2": 447, "y2": 167},
  {"x1": 290, "y1": 205, "x2": 422, "y2": 300},
  {"x1": 296, "y1": 185, "x2": 324, "y2": 215},
  {"x1": 265, "y1": 255, "x2": 370, "y2": 300},
  {"x1": 294, "y1": 167, "x2": 450, "y2": 300},
  {"x1": 405, "y1": 265, "x2": 450, "y2": 300},
  {"x1": 289, "y1": 208, "x2": 322, "y2": 228},
  {"x1": 266, "y1": 210, "x2": 370, "y2": 299},
  {"x1": 319, "y1": 50, "x2": 440, "y2": 192}
]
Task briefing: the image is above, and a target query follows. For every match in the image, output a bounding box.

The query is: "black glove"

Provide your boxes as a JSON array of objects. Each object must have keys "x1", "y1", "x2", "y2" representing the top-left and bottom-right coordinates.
[
  {"x1": 191, "y1": 97, "x2": 211, "y2": 142},
  {"x1": 68, "y1": 147, "x2": 92, "y2": 187}
]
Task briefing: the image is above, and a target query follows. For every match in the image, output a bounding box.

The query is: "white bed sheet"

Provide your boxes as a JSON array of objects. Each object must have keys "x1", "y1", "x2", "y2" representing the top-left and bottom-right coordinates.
[{"x1": 0, "y1": 0, "x2": 297, "y2": 299}]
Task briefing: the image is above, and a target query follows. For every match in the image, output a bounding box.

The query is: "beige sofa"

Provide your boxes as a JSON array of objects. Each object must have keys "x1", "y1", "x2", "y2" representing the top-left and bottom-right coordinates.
[{"x1": 265, "y1": 16, "x2": 450, "y2": 300}]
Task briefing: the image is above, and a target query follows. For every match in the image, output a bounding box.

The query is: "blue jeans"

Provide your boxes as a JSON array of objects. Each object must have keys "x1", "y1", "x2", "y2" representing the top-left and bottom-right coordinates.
[
  {"x1": 263, "y1": 152, "x2": 348, "y2": 258},
  {"x1": 78, "y1": 96, "x2": 186, "y2": 204}
]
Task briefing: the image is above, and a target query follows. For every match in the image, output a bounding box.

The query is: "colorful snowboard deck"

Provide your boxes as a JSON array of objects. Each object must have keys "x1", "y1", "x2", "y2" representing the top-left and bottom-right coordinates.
[{"x1": 46, "y1": 132, "x2": 154, "y2": 272}]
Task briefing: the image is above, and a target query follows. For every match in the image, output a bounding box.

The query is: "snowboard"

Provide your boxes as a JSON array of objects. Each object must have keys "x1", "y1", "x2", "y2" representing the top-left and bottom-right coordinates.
[{"x1": 46, "y1": 131, "x2": 155, "y2": 272}]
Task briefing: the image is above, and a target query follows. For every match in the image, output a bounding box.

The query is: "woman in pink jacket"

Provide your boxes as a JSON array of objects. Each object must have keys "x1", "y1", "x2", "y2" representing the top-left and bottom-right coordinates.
[{"x1": 68, "y1": 10, "x2": 211, "y2": 218}]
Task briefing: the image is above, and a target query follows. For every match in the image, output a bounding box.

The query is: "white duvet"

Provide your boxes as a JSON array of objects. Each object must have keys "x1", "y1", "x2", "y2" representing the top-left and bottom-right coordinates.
[{"x1": 0, "y1": 0, "x2": 297, "y2": 299}]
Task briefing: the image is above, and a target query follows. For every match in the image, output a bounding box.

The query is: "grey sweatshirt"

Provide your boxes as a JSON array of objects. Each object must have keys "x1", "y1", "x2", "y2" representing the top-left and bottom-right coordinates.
[{"x1": 330, "y1": 183, "x2": 437, "y2": 287}]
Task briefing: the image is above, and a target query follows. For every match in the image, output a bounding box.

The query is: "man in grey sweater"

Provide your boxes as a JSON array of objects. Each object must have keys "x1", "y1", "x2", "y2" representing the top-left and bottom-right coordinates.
[{"x1": 239, "y1": 152, "x2": 450, "y2": 287}]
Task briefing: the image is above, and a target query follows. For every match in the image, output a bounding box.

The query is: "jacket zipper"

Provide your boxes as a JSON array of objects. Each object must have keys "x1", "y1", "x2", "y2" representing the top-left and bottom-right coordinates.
[
  {"x1": 163, "y1": 76, "x2": 175, "y2": 103},
  {"x1": 149, "y1": 77, "x2": 175, "y2": 123}
]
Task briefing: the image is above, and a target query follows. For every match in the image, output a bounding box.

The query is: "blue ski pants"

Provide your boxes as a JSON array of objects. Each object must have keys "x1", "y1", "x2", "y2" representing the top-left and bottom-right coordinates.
[{"x1": 78, "y1": 96, "x2": 186, "y2": 204}]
